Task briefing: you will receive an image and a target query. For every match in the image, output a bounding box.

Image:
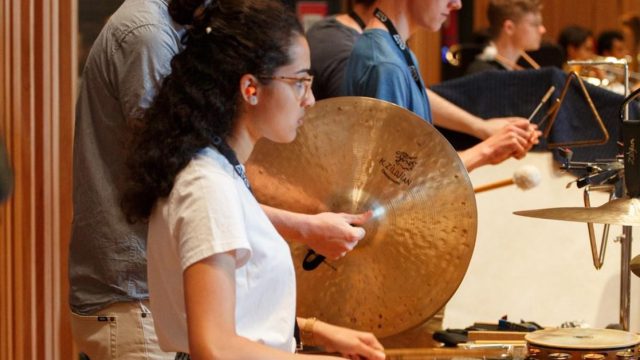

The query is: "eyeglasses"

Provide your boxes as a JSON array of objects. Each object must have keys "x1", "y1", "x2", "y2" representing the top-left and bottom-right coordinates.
[{"x1": 259, "y1": 75, "x2": 314, "y2": 100}]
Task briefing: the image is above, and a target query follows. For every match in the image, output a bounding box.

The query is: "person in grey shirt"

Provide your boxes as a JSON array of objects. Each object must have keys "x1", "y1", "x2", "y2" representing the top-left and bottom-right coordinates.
[
  {"x1": 71, "y1": 0, "x2": 371, "y2": 358},
  {"x1": 70, "y1": 0, "x2": 185, "y2": 358},
  {"x1": 307, "y1": 0, "x2": 376, "y2": 100}
]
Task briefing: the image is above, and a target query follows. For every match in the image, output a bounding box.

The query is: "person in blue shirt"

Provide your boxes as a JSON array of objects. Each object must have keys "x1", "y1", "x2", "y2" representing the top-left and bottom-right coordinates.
[{"x1": 343, "y1": 0, "x2": 541, "y2": 172}]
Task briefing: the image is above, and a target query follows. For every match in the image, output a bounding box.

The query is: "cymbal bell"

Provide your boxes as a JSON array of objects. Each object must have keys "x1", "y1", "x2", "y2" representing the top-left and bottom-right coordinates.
[
  {"x1": 514, "y1": 197, "x2": 640, "y2": 226},
  {"x1": 246, "y1": 97, "x2": 477, "y2": 337}
]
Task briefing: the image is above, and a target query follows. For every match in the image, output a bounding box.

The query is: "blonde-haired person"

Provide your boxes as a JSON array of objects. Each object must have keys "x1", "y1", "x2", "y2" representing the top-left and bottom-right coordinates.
[{"x1": 467, "y1": 0, "x2": 546, "y2": 74}]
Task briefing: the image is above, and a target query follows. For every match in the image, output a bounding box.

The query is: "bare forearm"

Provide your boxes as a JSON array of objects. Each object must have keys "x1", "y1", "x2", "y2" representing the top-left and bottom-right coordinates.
[
  {"x1": 189, "y1": 334, "x2": 340, "y2": 360},
  {"x1": 184, "y1": 254, "x2": 341, "y2": 360},
  {"x1": 261, "y1": 205, "x2": 368, "y2": 259},
  {"x1": 261, "y1": 204, "x2": 309, "y2": 241},
  {"x1": 458, "y1": 147, "x2": 488, "y2": 173},
  {"x1": 296, "y1": 317, "x2": 386, "y2": 360}
]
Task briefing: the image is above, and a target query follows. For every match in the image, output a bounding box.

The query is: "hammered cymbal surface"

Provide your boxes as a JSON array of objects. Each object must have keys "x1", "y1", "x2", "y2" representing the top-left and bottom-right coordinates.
[
  {"x1": 514, "y1": 198, "x2": 640, "y2": 226},
  {"x1": 246, "y1": 97, "x2": 477, "y2": 337}
]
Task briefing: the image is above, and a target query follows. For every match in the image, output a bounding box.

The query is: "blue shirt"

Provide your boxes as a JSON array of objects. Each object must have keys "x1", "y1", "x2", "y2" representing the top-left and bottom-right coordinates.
[
  {"x1": 70, "y1": 0, "x2": 185, "y2": 314},
  {"x1": 342, "y1": 29, "x2": 432, "y2": 123}
]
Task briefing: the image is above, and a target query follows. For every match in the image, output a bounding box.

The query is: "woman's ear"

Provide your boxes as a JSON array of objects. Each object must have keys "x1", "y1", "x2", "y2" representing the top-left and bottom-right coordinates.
[{"x1": 240, "y1": 74, "x2": 259, "y2": 106}]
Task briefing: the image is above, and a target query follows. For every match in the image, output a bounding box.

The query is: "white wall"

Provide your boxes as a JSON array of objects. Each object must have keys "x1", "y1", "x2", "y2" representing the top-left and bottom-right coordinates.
[{"x1": 444, "y1": 152, "x2": 640, "y2": 332}]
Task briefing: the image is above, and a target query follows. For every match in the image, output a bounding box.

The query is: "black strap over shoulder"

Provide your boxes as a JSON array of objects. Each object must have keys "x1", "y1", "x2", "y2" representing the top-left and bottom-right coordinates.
[
  {"x1": 212, "y1": 136, "x2": 252, "y2": 192},
  {"x1": 373, "y1": 8, "x2": 426, "y2": 95},
  {"x1": 348, "y1": 10, "x2": 366, "y2": 31}
]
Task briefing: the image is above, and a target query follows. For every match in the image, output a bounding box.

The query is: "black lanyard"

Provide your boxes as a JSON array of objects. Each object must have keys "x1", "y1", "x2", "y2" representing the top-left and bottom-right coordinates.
[
  {"x1": 373, "y1": 8, "x2": 425, "y2": 95},
  {"x1": 211, "y1": 136, "x2": 251, "y2": 192},
  {"x1": 348, "y1": 10, "x2": 366, "y2": 31}
]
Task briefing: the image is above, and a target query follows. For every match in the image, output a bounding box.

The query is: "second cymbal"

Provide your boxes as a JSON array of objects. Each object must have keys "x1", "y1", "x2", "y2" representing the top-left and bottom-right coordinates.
[{"x1": 514, "y1": 197, "x2": 640, "y2": 226}]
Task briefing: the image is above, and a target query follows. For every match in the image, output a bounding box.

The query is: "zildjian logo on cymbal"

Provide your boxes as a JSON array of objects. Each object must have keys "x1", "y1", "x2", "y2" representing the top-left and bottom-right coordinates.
[{"x1": 379, "y1": 151, "x2": 417, "y2": 186}]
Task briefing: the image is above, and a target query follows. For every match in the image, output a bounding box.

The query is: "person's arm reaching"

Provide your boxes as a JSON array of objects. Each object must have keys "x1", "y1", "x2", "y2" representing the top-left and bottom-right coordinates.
[
  {"x1": 184, "y1": 253, "x2": 345, "y2": 360},
  {"x1": 297, "y1": 317, "x2": 385, "y2": 360},
  {"x1": 428, "y1": 88, "x2": 533, "y2": 140},
  {"x1": 459, "y1": 120, "x2": 540, "y2": 172},
  {"x1": 262, "y1": 205, "x2": 372, "y2": 260}
]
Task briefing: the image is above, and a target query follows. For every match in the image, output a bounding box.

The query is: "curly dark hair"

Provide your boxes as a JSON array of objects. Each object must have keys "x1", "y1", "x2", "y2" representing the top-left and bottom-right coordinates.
[{"x1": 121, "y1": 0, "x2": 303, "y2": 223}]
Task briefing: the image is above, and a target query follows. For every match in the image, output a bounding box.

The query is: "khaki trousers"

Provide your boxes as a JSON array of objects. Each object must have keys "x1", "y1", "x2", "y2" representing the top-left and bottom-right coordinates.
[{"x1": 71, "y1": 300, "x2": 175, "y2": 360}]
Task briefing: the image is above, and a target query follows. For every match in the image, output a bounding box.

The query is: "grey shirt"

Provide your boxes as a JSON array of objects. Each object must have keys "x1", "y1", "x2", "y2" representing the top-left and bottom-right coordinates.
[
  {"x1": 70, "y1": 0, "x2": 185, "y2": 314},
  {"x1": 307, "y1": 16, "x2": 360, "y2": 100}
]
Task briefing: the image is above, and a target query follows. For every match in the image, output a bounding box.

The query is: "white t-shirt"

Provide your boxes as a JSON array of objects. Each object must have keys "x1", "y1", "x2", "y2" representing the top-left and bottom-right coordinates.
[{"x1": 147, "y1": 147, "x2": 297, "y2": 353}]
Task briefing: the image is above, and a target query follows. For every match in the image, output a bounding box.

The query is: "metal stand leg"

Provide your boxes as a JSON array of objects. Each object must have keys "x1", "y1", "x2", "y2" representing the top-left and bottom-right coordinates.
[{"x1": 621, "y1": 226, "x2": 632, "y2": 330}]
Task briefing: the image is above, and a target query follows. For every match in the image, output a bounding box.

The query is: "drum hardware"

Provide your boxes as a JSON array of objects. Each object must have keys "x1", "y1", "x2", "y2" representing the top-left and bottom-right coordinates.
[
  {"x1": 540, "y1": 71, "x2": 610, "y2": 149},
  {"x1": 515, "y1": 88, "x2": 640, "y2": 330},
  {"x1": 549, "y1": 156, "x2": 622, "y2": 270},
  {"x1": 246, "y1": 97, "x2": 477, "y2": 338},
  {"x1": 583, "y1": 185, "x2": 614, "y2": 270}
]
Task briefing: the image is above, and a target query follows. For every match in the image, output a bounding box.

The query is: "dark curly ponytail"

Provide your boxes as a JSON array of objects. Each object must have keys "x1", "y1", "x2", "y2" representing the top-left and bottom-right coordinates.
[{"x1": 121, "y1": 0, "x2": 303, "y2": 223}]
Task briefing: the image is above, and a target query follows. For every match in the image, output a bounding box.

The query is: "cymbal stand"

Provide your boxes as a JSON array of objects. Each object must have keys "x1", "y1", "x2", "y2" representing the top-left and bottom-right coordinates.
[
  {"x1": 560, "y1": 58, "x2": 634, "y2": 330},
  {"x1": 560, "y1": 160, "x2": 632, "y2": 329}
]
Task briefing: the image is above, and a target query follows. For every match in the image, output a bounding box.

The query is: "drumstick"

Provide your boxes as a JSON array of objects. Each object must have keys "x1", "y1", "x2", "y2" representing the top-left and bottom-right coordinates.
[
  {"x1": 528, "y1": 86, "x2": 556, "y2": 122},
  {"x1": 495, "y1": 53, "x2": 524, "y2": 71},
  {"x1": 474, "y1": 165, "x2": 541, "y2": 193},
  {"x1": 520, "y1": 51, "x2": 541, "y2": 69},
  {"x1": 474, "y1": 178, "x2": 514, "y2": 193}
]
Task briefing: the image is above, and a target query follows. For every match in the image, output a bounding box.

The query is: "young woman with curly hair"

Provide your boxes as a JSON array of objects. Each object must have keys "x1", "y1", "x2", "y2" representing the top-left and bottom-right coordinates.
[{"x1": 121, "y1": 1, "x2": 385, "y2": 359}]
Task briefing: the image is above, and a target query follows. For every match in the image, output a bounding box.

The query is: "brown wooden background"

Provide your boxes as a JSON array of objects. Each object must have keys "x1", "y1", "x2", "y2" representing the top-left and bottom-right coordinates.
[
  {"x1": 0, "y1": 0, "x2": 75, "y2": 358},
  {"x1": 1, "y1": 0, "x2": 640, "y2": 359}
]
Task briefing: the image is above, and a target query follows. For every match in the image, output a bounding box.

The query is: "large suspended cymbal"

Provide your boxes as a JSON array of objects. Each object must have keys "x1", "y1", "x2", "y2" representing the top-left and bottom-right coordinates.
[
  {"x1": 246, "y1": 97, "x2": 477, "y2": 337},
  {"x1": 514, "y1": 197, "x2": 640, "y2": 226}
]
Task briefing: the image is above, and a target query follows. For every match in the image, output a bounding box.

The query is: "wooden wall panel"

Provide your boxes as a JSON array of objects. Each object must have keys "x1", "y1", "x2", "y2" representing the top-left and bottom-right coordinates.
[
  {"x1": 410, "y1": 30, "x2": 442, "y2": 86},
  {"x1": 0, "y1": 0, "x2": 75, "y2": 358}
]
